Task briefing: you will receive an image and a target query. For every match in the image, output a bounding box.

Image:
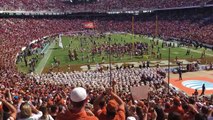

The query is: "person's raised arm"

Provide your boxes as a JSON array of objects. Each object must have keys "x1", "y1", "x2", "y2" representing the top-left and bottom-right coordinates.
[
  {"x1": 28, "y1": 101, "x2": 43, "y2": 118},
  {"x1": 188, "y1": 104, "x2": 199, "y2": 114},
  {"x1": 112, "y1": 80, "x2": 117, "y2": 94},
  {"x1": 107, "y1": 88, "x2": 125, "y2": 110},
  {"x1": 143, "y1": 105, "x2": 148, "y2": 120},
  {"x1": 6, "y1": 88, "x2": 13, "y2": 103},
  {"x1": 0, "y1": 94, "x2": 17, "y2": 120},
  {"x1": 93, "y1": 92, "x2": 106, "y2": 112}
]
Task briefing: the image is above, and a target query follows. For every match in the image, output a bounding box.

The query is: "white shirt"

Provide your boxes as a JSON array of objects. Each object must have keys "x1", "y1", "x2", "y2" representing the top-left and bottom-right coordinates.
[
  {"x1": 18, "y1": 111, "x2": 43, "y2": 120},
  {"x1": 39, "y1": 115, "x2": 54, "y2": 120}
]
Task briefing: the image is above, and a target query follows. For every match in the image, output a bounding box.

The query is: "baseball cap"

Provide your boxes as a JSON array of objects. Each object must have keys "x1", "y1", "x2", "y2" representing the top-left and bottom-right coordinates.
[
  {"x1": 14, "y1": 96, "x2": 19, "y2": 100},
  {"x1": 70, "y1": 87, "x2": 87, "y2": 102},
  {"x1": 127, "y1": 116, "x2": 136, "y2": 120}
]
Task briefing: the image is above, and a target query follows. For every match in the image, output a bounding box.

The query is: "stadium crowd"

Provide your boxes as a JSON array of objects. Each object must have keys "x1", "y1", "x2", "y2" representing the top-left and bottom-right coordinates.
[
  {"x1": 0, "y1": 65, "x2": 213, "y2": 120},
  {"x1": 0, "y1": 7, "x2": 213, "y2": 120},
  {"x1": 0, "y1": 0, "x2": 212, "y2": 12}
]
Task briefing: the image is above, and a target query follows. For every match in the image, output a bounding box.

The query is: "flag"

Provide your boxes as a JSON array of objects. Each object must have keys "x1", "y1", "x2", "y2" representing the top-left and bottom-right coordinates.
[
  {"x1": 59, "y1": 34, "x2": 63, "y2": 48},
  {"x1": 83, "y1": 22, "x2": 95, "y2": 29}
]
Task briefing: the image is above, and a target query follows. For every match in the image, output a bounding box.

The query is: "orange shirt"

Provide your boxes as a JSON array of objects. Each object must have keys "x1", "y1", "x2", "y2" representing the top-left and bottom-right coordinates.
[
  {"x1": 170, "y1": 105, "x2": 185, "y2": 115},
  {"x1": 96, "y1": 107, "x2": 125, "y2": 120},
  {"x1": 57, "y1": 109, "x2": 98, "y2": 120}
]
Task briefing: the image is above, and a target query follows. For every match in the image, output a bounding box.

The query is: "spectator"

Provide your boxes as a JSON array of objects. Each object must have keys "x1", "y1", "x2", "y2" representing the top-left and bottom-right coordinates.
[
  {"x1": 49, "y1": 105, "x2": 58, "y2": 120},
  {"x1": 94, "y1": 88, "x2": 125, "y2": 120},
  {"x1": 200, "y1": 84, "x2": 206, "y2": 96},
  {"x1": 17, "y1": 101, "x2": 43, "y2": 120},
  {"x1": 0, "y1": 94, "x2": 17, "y2": 120},
  {"x1": 39, "y1": 105, "x2": 54, "y2": 120},
  {"x1": 170, "y1": 97, "x2": 184, "y2": 116},
  {"x1": 56, "y1": 87, "x2": 98, "y2": 120},
  {"x1": 168, "y1": 112, "x2": 182, "y2": 120}
]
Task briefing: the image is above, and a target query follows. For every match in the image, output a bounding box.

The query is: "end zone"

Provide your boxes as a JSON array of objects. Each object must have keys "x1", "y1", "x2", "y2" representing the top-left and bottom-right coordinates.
[{"x1": 169, "y1": 76, "x2": 213, "y2": 95}]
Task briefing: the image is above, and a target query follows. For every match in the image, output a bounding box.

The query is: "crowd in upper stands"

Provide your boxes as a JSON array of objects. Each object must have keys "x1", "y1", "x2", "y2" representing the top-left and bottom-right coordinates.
[{"x1": 0, "y1": 0, "x2": 212, "y2": 12}]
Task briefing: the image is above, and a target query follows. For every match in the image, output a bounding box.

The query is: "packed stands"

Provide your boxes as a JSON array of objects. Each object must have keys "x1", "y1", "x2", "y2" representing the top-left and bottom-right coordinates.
[
  {"x1": 0, "y1": 66, "x2": 212, "y2": 119},
  {"x1": 0, "y1": 0, "x2": 212, "y2": 12}
]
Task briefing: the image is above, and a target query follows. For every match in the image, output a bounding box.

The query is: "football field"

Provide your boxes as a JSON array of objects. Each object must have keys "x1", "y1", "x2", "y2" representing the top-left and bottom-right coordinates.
[{"x1": 17, "y1": 34, "x2": 213, "y2": 74}]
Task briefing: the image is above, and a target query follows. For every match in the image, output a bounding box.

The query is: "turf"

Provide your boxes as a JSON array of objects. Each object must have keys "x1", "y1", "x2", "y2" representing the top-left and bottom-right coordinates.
[
  {"x1": 17, "y1": 34, "x2": 213, "y2": 73},
  {"x1": 16, "y1": 54, "x2": 43, "y2": 73},
  {"x1": 45, "y1": 34, "x2": 211, "y2": 66}
]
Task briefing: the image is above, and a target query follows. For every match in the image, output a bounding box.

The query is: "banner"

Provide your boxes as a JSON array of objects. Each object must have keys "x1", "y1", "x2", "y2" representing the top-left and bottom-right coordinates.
[
  {"x1": 84, "y1": 22, "x2": 95, "y2": 29},
  {"x1": 130, "y1": 86, "x2": 149, "y2": 100}
]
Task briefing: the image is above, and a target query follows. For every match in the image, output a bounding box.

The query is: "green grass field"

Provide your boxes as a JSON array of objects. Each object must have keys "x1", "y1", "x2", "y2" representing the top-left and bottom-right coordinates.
[
  {"x1": 17, "y1": 34, "x2": 213, "y2": 73},
  {"x1": 16, "y1": 54, "x2": 43, "y2": 73}
]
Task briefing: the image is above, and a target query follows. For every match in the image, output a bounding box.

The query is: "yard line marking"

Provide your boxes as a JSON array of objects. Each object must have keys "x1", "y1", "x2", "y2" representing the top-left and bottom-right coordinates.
[{"x1": 35, "y1": 41, "x2": 55, "y2": 74}]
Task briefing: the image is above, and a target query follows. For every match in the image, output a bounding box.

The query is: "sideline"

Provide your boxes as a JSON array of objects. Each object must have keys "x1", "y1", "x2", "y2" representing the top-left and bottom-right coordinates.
[
  {"x1": 35, "y1": 41, "x2": 55, "y2": 74},
  {"x1": 181, "y1": 47, "x2": 213, "y2": 57}
]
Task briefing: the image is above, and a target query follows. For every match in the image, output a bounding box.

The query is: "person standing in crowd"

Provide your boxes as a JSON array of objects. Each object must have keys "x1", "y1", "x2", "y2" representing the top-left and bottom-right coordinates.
[
  {"x1": 56, "y1": 87, "x2": 98, "y2": 120},
  {"x1": 200, "y1": 84, "x2": 206, "y2": 96},
  {"x1": 0, "y1": 94, "x2": 17, "y2": 120},
  {"x1": 49, "y1": 105, "x2": 58, "y2": 120},
  {"x1": 170, "y1": 97, "x2": 184, "y2": 116},
  {"x1": 93, "y1": 87, "x2": 125, "y2": 120},
  {"x1": 39, "y1": 105, "x2": 54, "y2": 120},
  {"x1": 192, "y1": 89, "x2": 199, "y2": 98},
  {"x1": 146, "y1": 61, "x2": 150, "y2": 68},
  {"x1": 142, "y1": 61, "x2": 146, "y2": 68},
  {"x1": 17, "y1": 101, "x2": 43, "y2": 120},
  {"x1": 178, "y1": 67, "x2": 182, "y2": 80}
]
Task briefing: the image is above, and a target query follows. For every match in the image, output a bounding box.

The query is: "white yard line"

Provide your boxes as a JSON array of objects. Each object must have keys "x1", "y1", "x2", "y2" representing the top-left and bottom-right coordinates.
[{"x1": 35, "y1": 41, "x2": 55, "y2": 74}]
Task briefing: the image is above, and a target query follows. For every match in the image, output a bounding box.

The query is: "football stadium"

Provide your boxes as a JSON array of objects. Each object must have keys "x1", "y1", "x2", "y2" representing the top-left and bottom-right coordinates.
[{"x1": 0, "y1": 0, "x2": 213, "y2": 120}]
